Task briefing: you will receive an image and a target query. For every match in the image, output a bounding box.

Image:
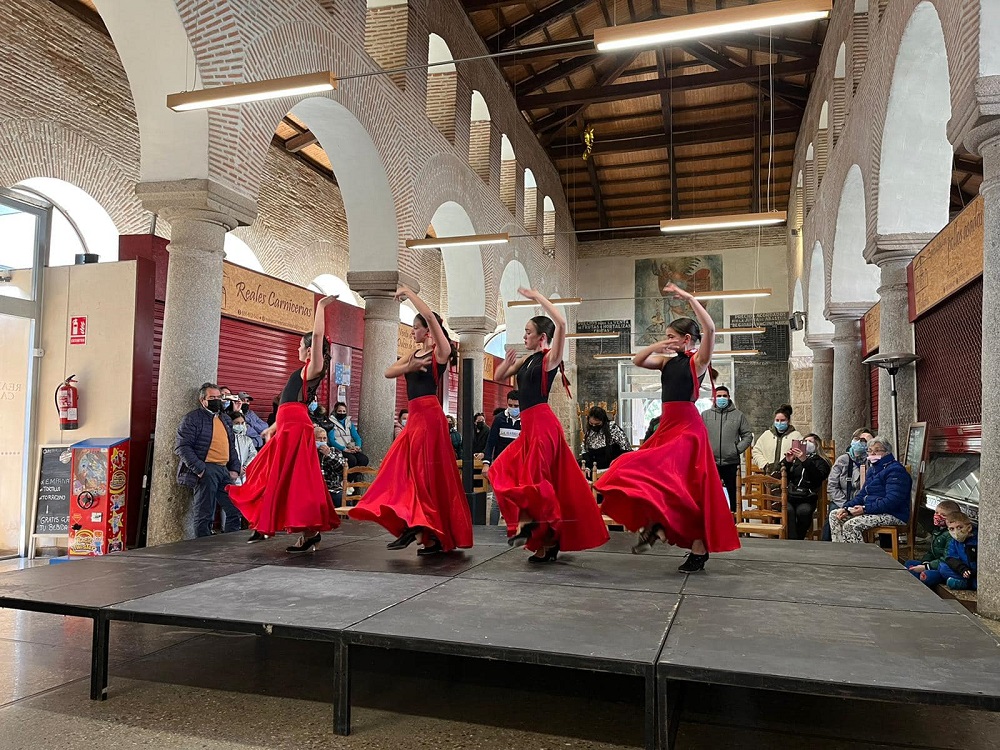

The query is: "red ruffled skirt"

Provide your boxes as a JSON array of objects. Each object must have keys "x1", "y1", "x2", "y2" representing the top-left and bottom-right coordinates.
[
  {"x1": 595, "y1": 401, "x2": 739, "y2": 552},
  {"x1": 227, "y1": 402, "x2": 340, "y2": 535},
  {"x1": 490, "y1": 403, "x2": 609, "y2": 552},
  {"x1": 349, "y1": 395, "x2": 472, "y2": 550}
]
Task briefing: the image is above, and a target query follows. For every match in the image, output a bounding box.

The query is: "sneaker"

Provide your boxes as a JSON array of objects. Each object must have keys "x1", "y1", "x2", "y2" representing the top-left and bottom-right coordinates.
[
  {"x1": 247, "y1": 530, "x2": 268, "y2": 544},
  {"x1": 946, "y1": 577, "x2": 969, "y2": 590}
]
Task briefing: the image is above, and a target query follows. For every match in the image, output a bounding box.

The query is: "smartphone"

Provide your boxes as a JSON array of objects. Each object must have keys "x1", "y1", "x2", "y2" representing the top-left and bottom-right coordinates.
[{"x1": 791, "y1": 439, "x2": 805, "y2": 453}]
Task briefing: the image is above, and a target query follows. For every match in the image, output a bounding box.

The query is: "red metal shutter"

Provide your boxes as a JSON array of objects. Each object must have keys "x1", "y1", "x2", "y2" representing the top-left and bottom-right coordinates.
[
  {"x1": 218, "y1": 317, "x2": 302, "y2": 411},
  {"x1": 395, "y1": 378, "x2": 408, "y2": 418},
  {"x1": 349, "y1": 346, "x2": 365, "y2": 414},
  {"x1": 870, "y1": 363, "x2": 879, "y2": 432},
  {"x1": 151, "y1": 301, "x2": 165, "y2": 420}
]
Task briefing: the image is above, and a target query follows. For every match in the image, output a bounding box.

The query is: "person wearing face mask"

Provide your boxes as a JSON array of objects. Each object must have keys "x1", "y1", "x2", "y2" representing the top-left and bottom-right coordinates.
[
  {"x1": 394, "y1": 409, "x2": 409, "y2": 441},
  {"x1": 230, "y1": 412, "x2": 258, "y2": 487},
  {"x1": 904, "y1": 499, "x2": 960, "y2": 580},
  {"x1": 315, "y1": 424, "x2": 346, "y2": 507},
  {"x1": 174, "y1": 382, "x2": 245, "y2": 537},
  {"x1": 447, "y1": 415, "x2": 462, "y2": 459},
  {"x1": 825, "y1": 428, "x2": 874, "y2": 540},
  {"x1": 580, "y1": 406, "x2": 633, "y2": 472},
  {"x1": 829, "y1": 435, "x2": 912, "y2": 543},
  {"x1": 483, "y1": 394, "x2": 521, "y2": 525},
  {"x1": 701, "y1": 385, "x2": 754, "y2": 512},
  {"x1": 918, "y1": 511, "x2": 978, "y2": 590},
  {"x1": 751, "y1": 405, "x2": 804, "y2": 475},
  {"x1": 780, "y1": 433, "x2": 832, "y2": 540},
  {"x1": 328, "y1": 401, "x2": 370, "y2": 485},
  {"x1": 472, "y1": 412, "x2": 490, "y2": 456}
]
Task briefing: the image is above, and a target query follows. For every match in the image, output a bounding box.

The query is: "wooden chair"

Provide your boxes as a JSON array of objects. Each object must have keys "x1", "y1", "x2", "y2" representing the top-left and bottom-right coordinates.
[
  {"x1": 338, "y1": 465, "x2": 380, "y2": 516},
  {"x1": 586, "y1": 466, "x2": 624, "y2": 530},
  {"x1": 577, "y1": 400, "x2": 618, "y2": 444},
  {"x1": 456, "y1": 458, "x2": 489, "y2": 494},
  {"x1": 735, "y1": 469, "x2": 788, "y2": 539}
]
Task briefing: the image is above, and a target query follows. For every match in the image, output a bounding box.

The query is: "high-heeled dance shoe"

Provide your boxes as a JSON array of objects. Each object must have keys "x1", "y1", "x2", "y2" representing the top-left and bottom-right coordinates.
[
  {"x1": 247, "y1": 530, "x2": 268, "y2": 544},
  {"x1": 286, "y1": 533, "x2": 321, "y2": 553},
  {"x1": 527, "y1": 543, "x2": 559, "y2": 564},
  {"x1": 387, "y1": 527, "x2": 419, "y2": 550},
  {"x1": 631, "y1": 525, "x2": 664, "y2": 554},
  {"x1": 507, "y1": 522, "x2": 537, "y2": 548},
  {"x1": 416, "y1": 539, "x2": 443, "y2": 556},
  {"x1": 678, "y1": 552, "x2": 709, "y2": 572}
]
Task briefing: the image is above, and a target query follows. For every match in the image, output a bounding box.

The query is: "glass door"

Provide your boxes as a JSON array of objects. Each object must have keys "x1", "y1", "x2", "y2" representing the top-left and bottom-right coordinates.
[{"x1": 0, "y1": 188, "x2": 50, "y2": 556}]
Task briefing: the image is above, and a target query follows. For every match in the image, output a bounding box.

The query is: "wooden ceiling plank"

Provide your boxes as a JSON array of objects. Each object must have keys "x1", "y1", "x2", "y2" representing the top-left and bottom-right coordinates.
[
  {"x1": 535, "y1": 52, "x2": 642, "y2": 136},
  {"x1": 487, "y1": 0, "x2": 595, "y2": 51}
]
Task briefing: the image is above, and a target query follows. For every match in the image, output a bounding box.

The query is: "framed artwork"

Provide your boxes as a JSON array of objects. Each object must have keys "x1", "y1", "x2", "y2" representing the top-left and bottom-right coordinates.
[{"x1": 903, "y1": 422, "x2": 929, "y2": 513}]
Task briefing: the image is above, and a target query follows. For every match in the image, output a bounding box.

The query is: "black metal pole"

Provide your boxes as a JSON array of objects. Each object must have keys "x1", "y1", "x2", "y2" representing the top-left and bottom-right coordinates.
[{"x1": 460, "y1": 357, "x2": 484, "y2": 523}]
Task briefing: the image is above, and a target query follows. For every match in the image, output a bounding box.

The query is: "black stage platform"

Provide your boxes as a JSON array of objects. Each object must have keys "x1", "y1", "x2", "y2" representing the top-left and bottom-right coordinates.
[{"x1": 1, "y1": 520, "x2": 999, "y2": 749}]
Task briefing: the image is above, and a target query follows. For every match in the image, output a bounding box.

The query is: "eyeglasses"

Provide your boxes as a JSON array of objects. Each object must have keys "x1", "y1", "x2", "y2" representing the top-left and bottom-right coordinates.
[{"x1": 866, "y1": 449, "x2": 886, "y2": 456}]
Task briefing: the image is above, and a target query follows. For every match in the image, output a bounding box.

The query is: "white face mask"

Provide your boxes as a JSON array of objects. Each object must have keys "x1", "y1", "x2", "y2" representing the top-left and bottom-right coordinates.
[
  {"x1": 867, "y1": 454, "x2": 883, "y2": 464},
  {"x1": 233, "y1": 424, "x2": 247, "y2": 435},
  {"x1": 804, "y1": 441, "x2": 817, "y2": 455}
]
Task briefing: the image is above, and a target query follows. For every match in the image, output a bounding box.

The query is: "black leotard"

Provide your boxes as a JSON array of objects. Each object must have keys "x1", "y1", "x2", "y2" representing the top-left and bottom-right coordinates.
[
  {"x1": 279, "y1": 367, "x2": 323, "y2": 405},
  {"x1": 517, "y1": 351, "x2": 558, "y2": 411},
  {"x1": 661, "y1": 352, "x2": 704, "y2": 403},
  {"x1": 405, "y1": 350, "x2": 447, "y2": 400}
]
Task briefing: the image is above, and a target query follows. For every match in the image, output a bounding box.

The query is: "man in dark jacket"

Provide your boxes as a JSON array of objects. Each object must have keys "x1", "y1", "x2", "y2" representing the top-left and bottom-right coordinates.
[
  {"x1": 701, "y1": 386, "x2": 754, "y2": 511},
  {"x1": 482, "y1": 390, "x2": 521, "y2": 524},
  {"x1": 176, "y1": 383, "x2": 243, "y2": 537}
]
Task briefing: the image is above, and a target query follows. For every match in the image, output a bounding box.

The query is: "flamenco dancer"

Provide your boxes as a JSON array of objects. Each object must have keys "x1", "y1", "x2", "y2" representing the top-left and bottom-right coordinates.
[
  {"x1": 486, "y1": 288, "x2": 609, "y2": 562},
  {"x1": 228, "y1": 295, "x2": 340, "y2": 552},
  {"x1": 595, "y1": 283, "x2": 739, "y2": 572},
  {"x1": 349, "y1": 285, "x2": 472, "y2": 556}
]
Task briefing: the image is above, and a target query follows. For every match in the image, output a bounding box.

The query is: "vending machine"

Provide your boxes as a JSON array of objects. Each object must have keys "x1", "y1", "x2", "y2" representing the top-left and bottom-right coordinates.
[{"x1": 68, "y1": 438, "x2": 129, "y2": 556}]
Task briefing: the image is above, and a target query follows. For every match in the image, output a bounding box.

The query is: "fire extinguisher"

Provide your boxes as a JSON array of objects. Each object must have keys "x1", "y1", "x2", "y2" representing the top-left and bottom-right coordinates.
[{"x1": 55, "y1": 375, "x2": 79, "y2": 431}]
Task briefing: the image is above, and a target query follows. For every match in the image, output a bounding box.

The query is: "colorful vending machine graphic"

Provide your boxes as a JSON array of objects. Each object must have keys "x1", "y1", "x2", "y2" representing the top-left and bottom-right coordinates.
[{"x1": 68, "y1": 438, "x2": 129, "y2": 556}]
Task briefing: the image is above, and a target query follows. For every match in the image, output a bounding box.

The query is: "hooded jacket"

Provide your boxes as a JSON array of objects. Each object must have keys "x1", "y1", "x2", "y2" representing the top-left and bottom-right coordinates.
[{"x1": 701, "y1": 401, "x2": 754, "y2": 466}]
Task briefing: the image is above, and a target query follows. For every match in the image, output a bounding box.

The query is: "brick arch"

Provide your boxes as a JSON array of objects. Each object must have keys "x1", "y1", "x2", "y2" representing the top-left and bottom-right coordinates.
[{"x1": 0, "y1": 118, "x2": 146, "y2": 234}]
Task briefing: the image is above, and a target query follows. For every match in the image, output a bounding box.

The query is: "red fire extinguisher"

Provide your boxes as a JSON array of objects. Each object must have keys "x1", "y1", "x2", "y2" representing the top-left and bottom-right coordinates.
[{"x1": 55, "y1": 375, "x2": 79, "y2": 430}]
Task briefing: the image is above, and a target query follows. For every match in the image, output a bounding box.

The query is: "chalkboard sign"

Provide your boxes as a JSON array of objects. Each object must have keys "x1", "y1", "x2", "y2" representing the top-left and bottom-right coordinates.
[{"x1": 34, "y1": 446, "x2": 72, "y2": 536}]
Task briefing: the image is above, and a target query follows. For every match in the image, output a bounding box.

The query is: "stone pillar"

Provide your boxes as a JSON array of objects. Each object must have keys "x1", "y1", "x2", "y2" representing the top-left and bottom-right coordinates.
[
  {"x1": 829, "y1": 307, "x2": 871, "y2": 454},
  {"x1": 449, "y1": 315, "x2": 495, "y2": 432},
  {"x1": 807, "y1": 341, "x2": 834, "y2": 441},
  {"x1": 347, "y1": 271, "x2": 420, "y2": 463},
  {"x1": 966, "y1": 89, "x2": 1000, "y2": 619},
  {"x1": 136, "y1": 180, "x2": 257, "y2": 545},
  {"x1": 867, "y1": 233, "x2": 934, "y2": 435}
]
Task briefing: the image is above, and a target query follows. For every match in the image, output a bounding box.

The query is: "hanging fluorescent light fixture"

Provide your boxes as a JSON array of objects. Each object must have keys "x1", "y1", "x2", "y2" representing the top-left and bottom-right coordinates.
[
  {"x1": 567, "y1": 332, "x2": 622, "y2": 340},
  {"x1": 167, "y1": 71, "x2": 337, "y2": 112},
  {"x1": 717, "y1": 327, "x2": 767, "y2": 335},
  {"x1": 405, "y1": 233, "x2": 509, "y2": 250},
  {"x1": 659, "y1": 211, "x2": 787, "y2": 234},
  {"x1": 508, "y1": 297, "x2": 583, "y2": 308},
  {"x1": 713, "y1": 349, "x2": 762, "y2": 357},
  {"x1": 692, "y1": 288, "x2": 772, "y2": 301},
  {"x1": 593, "y1": 353, "x2": 635, "y2": 360},
  {"x1": 594, "y1": 0, "x2": 832, "y2": 51}
]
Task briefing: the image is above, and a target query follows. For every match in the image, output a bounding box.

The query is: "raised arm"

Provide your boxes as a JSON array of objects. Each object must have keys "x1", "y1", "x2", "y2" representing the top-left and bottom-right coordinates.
[
  {"x1": 396, "y1": 285, "x2": 451, "y2": 365},
  {"x1": 518, "y1": 288, "x2": 566, "y2": 369},
  {"x1": 663, "y1": 283, "x2": 715, "y2": 374},
  {"x1": 494, "y1": 347, "x2": 527, "y2": 382},
  {"x1": 633, "y1": 340, "x2": 670, "y2": 370},
  {"x1": 304, "y1": 295, "x2": 337, "y2": 380}
]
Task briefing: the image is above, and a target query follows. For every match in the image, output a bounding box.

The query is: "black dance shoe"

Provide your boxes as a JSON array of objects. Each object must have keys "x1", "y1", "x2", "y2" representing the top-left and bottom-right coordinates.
[
  {"x1": 678, "y1": 552, "x2": 709, "y2": 572},
  {"x1": 507, "y1": 522, "x2": 538, "y2": 548},
  {"x1": 387, "y1": 527, "x2": 419, "y2": 550},
  {"x1": 247, "y1": 530, "x2": 268, "y2": 544},
  {"x1": 527, "y1": 543, "x2": 559, "y2": 564},
  {"x1": 286, "y1": 533, "x2": 321, "y2": 553},
  {"x1": 416, "y1": 539, "x2": 443, "y2": 556},
  {"x1": 631, "y1": 525, "x2": 664, "y2": 555}
]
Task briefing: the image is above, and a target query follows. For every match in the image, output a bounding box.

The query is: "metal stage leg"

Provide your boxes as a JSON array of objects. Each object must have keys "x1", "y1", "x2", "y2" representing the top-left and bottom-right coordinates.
[
  {"x1": 644, "y1": 670, "x2": 658, "y2": 750},
  {"x1": 656, "y1": 676, "x2": 683, "y2": 750},
  {"x1": 90, "y1": 613, "x2": 110, "y2": 701},
  {"x1": 333, "y1": 640, "x2": 351, "y2": 736}
]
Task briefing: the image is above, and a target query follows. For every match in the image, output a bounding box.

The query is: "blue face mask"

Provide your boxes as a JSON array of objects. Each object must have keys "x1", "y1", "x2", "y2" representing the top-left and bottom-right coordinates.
[
  {"x1": 316, "y1": 441, "x2": 327, "y2": 449},
  {"x1": 308, "y1": 401, "x2": 319, "y2": 413},
  {"x1": 508, "y1": 407, "x2": 520, "y2": 418},
  {"x1": 715, "y1": 397, "x2": 729, "y2": 409},
  {"x1": 774, "y1": 421, "x2": 788, "y2": 432}
]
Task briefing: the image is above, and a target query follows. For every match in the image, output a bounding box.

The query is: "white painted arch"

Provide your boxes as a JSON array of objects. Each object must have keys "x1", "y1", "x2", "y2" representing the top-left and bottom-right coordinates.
[
  {"x1": 807, "y1": 242, "x2": 835, "y2": 337},
  {"x1": 428, "y1": 201, "x2": 487, "y2": 318},
  {"x1": 499, "y1": 259, "x2": 532, "y2": 349},
  {"x1": 831, "y1": 165, "x2": 879, "y2": 304},
  {"x1": 428, "y1": 32, "x2": 456, "y2": 72}
]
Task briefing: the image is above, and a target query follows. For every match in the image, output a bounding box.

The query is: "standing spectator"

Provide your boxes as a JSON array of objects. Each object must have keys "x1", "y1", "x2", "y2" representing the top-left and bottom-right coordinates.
[
  {"x1": 825, "y1": 428, "x2": 874, "y2": 540},
  {"x1": 230, "y1": 411, "x2": 257, "y2": 486},
  {"x1": 580, "y1": 406, "x2": 632, "y2": 471},
  {"x1": 329, "y1": 401, "x2": 370, "y2": 485},
  {"x1": 751, "y1": 404, "x2": 803, "y2": 474},
  {"x1": 394, "y1": 409, "x2": 408, "y2": 440},
  {"x1": 447, "y1": 415, "x2": 462, "y2": 459},
  {"x1": 472, "y1": 412, "x2": 490, "y2": 456},
  {"x1": 780, "y1": 433, "x2": 832, "y2": 540},
  {"x1": 701, "y1": 386, "x2": 754, "y2": 511},
  {"x1": 175, "y1": 383, "x2": 243, "y2": 537},
  {"x1": 482, "y1": 390, "x2": 522, "y2": 524},
  {"x1": 829, "y1": 436, "x2": 912, "y2": 543}
]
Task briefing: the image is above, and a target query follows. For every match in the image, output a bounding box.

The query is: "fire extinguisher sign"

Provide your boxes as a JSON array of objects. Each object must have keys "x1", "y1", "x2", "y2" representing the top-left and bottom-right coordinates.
[{"x1": 70, "y1": 316, "x2": 87, "y2": 346}]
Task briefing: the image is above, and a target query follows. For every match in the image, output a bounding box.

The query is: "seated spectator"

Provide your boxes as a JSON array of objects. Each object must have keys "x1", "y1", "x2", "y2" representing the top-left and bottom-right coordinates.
[
  {"x1": 825, "y1": 428, "x2": 874, "y2": 540},
  {"x1": 315, "y1": 424, "x2": 345, "y2": 506},
  {"x1": 905, "y1": 499, "x2": 961, "y2": 580},
  {"x1": 309, "y1": 400, "x2": 336, "y2": 432},
  {"x1": 394, "y1": 409, "x2": 408, "y2": 440},
  {"x1": 643, "y1": 415, "x2": 660, "y2": 443},
  {"x1": 828, "y1": 435, "x2": 911, "y2": 543},
  {"x1": 221, "y1": 388, "x2": 269, "y2": 449},
  {"x1": 919, "y1": 511, "x2": 977, "y2": 590},
  {"x1": 230, "y1": 411, "x2": 258, "y2": 485},
  {"x1": 472, "y1": 412, "x2": 490, "y2": 456},
  {"x1": 328, "y1": 401, "x2": 370, "y2": 486},
  {"x1": 751, "y1": 404, "x2": 803, "y2": 474},
  {"x1": 580, "y1": 406, "x2": 633, "y2": 471},
  {"x1": 780, "y1": 433, "x2": 831, "y2": 540},
  {"x1": 447, "y1": 415, "x2": 462, "y2": 459}
]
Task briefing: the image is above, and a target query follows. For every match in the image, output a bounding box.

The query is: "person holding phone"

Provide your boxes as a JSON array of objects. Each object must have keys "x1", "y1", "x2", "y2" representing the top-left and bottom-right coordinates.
[
  {"x1": 751, "y1": 404, "x2": 804, "y2": 475},
  {"x1": 780, "y1": 433, "x2": 832, "y2": 539}
]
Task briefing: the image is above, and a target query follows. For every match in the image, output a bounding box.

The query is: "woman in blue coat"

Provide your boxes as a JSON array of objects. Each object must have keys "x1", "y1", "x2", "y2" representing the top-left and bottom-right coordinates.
[{"x1": 828, "y1": 435, "x2": 911, "y2": 543}]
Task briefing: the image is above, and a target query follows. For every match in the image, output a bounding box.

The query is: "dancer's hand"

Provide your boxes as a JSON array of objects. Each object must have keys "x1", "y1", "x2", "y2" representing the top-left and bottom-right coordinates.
[
  {"x1": 404, "y1": 353, "x2": 428, "y2": 373},
  {"x1": 662, "y1": 282, "x2": 692, "y2": 299},
  {"x1": 261, "y1": 424, "x2": 276, "y2": 443},
  {"x1": 517, "y1": 287, "x2": 542, "y2": 302},
  {"x1": 317, "y1": 295, "x2": 338, "y2": 309},
  {"x1": 504, "y1": 348, "x2": 518, "y2": 367},
  {"x1": 394, "y1": 285, "x2": 414, "y2": 303}
]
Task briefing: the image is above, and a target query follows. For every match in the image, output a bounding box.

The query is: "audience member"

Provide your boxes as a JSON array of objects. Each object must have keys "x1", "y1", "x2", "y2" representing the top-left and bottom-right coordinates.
[
  {"x1": 920, "y1": 511, "x2": 978, "y2": 590},
  {"x1": 230, "y1": 411, "x2": 257, "y2": 485},
  {"x1": 174, "y1": 383, "x2": 244, "y2": 537},
  {"x1": 472, "y1": 412, "x2": 490, "y2": 456},
  {"x1": 824, "y1": 428, "x2": 874, "y2": 540},
  {"x1": 447, "y1": 415, "x2": 462, "y2": 459},
  {"x1": 394, "y1": 409, "x2": 408, "y2": 440},
  {"x1": 752, "y1": 404, "x2": 803, "y2": 474},
  {"x1": 905, "y1": 499, "x2": 961, "y2": 579},
  {"x1": 781, "y1": 433, "x2": 832, "y2": 539},
  {"x1": 829, "y1": 435, "x2": 911, "y2": 543},
  {"x1": 220, "y1": 388, "x2": 269, "y2": 448},
  {"x1": 580, "y1": 406, "x2": 632, "y2": 471},
  {"x1": 483, "y1": 390, "x2": 521, "y2": 524},
  {"x1": 329, "y1": 401, "x2": 370, "y2": 485},
  {"x1": 643, "y1": 415, "x2": 660, "y2": 443},
  {"x1": 315, "y1": 424, "x2": 346, "y2": 506},
  {"x1": 701, "y1": 385, "x2": 754, "y2": 511},
  {"x1": 266, "y1": 395, "x2": 279, "y2": 427}
]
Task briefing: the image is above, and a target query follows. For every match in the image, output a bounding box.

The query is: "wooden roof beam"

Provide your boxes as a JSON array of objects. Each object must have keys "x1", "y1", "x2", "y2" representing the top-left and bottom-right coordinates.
[
  {"x1": 681, "y1": 42, "x2": 808, "y2": 110},
  {"x1": 486, "y1": 0, "x2": 595, "y2": 51},
  {"x1": 535, "y1": 53, "x2": 641, "y2": 137},
  {"x1": 285, "y1": 130, "x2": 318, "y2": 153}
]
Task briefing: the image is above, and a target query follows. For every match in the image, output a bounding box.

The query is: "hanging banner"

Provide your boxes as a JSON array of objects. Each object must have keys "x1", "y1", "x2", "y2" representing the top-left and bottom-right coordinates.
[
  {"x1": 398, "y1": 323, "x2": 419, "y2": 359},
  {"x1": 221, "y1": 262, "x2": 315, "y2": 333},
  {"x1": 483, "y1": 353, "x2": 495, "y2": 382}
]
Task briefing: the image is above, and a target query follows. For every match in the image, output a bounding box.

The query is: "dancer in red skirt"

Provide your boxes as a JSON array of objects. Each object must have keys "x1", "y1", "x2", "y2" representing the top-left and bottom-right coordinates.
[
  {"x1": 228, "y1": 296, "x2": 340, "y2": 552},
  {"x1": 349, "y1": 285, "x2": 472, "y2": 555},
  {"x1": 486, "y1": 288, "x2": 609, "y2": 562},
  {"x1": 596, "y1": 283, "x2": 739, "y2": 571}
]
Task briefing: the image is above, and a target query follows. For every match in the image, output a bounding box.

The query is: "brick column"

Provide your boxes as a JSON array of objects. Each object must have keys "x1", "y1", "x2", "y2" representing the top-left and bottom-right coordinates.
[
  {"x1": 136, "y1": 180, "x2": 257, "y2": 545},
  {"x1": 828, "y1": 306, "x2": 871, "y2": 454}
]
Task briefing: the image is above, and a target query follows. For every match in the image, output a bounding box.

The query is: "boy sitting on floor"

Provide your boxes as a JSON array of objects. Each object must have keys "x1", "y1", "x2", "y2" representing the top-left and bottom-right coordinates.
[
  {"x1": 920, "y1": 511, "x2": 978, "y2": 591},
  {"x1": 905, "y1": 499, "x2": 960, "y2": 581}
]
